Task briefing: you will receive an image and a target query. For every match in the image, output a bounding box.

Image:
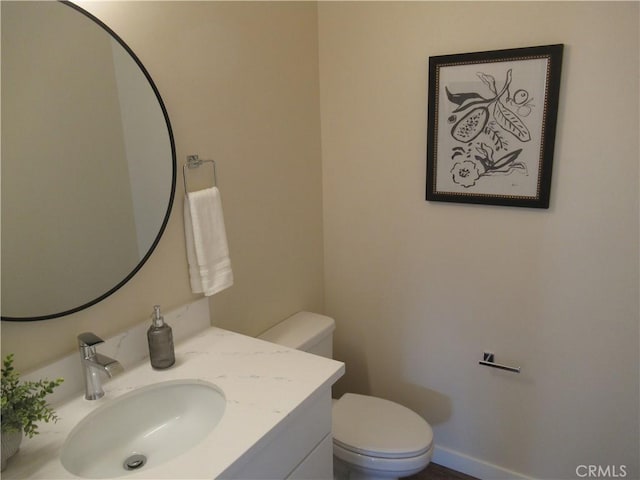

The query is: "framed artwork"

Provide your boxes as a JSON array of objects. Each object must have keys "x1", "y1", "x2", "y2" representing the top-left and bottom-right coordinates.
[{"x1": 426, "y1": 44, "x2": 563, "y2": 208}]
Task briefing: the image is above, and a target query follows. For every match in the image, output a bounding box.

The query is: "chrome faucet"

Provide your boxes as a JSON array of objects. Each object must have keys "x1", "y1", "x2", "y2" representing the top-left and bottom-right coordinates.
[{"x1": 77, "y1": 332, "x2": 124, "y2": 400}]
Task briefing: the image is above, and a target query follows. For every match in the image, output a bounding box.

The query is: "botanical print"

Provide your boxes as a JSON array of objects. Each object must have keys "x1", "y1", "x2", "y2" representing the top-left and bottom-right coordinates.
[
  {"x1": 427, "y1": 45, "x2": 563, "y2": 208},
  {"x1": 437, "y1": 57, "x2": 549, "y2": 197},
  {"x1": 447, "y1": 69, "x2": 530, "y2": 188}
]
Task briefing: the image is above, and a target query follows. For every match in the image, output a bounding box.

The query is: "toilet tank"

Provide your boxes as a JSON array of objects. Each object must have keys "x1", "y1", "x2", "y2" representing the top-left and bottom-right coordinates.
[{"x1": 258, "y1": 312, "x2": 335, "y2": 358}]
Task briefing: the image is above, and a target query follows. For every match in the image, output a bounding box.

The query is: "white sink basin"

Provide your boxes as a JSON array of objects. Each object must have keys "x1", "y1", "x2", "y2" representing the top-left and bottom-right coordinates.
[{"x1": 61, "y1": 379, "x2": 226, "y2": 478}]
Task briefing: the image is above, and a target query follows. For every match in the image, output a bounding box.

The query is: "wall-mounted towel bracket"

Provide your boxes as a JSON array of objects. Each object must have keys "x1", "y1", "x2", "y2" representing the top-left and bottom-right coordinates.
[
  {"x1": 479, "y1": 352, "x2": 521, "y2": 374},
  {"x1": 183, "y1": 154, "x2": 218, "y2": 193}
]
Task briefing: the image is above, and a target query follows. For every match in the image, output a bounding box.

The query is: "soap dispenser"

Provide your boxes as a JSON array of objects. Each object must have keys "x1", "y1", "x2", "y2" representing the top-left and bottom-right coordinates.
[{"x1": 147, "y1": 305, "x2": 175, "y2": 369}]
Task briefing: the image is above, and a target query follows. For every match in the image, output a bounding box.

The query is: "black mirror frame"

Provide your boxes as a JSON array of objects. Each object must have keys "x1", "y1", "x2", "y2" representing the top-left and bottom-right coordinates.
[{"x1": 2, "y1": 1, "x2": 176, "y2": 322}]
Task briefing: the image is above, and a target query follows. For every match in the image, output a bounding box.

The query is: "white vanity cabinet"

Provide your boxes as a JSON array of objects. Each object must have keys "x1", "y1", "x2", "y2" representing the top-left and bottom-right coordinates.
[
  {"x1": 2, "y1": 300, "x2": 344, "y2": 480},
  {"x1": 220, "y1": 390, "x2": 333, "y2": 479}
]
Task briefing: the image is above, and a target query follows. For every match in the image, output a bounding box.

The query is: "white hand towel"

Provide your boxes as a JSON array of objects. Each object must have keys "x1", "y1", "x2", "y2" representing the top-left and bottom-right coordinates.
[{"x1": 184, "y1": 187, "x2": 233, "y2": 296}]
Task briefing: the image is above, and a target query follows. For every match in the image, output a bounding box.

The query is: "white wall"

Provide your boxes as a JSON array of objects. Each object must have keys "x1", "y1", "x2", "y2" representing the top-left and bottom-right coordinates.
[{"x1": 319, "y1": 2, "x2": 639, "y2": 479}]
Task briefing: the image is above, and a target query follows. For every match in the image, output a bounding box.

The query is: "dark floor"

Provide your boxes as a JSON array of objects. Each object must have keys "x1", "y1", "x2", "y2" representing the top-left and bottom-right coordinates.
[{"x1": 407, "y1": 462, "x2": 479, "y2": 480}]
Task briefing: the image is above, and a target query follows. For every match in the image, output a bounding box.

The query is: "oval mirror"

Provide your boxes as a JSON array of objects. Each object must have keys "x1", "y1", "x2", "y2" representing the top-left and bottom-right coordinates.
[{"x1": 1, "y1": 1, "x2": 176, "y2": 321}]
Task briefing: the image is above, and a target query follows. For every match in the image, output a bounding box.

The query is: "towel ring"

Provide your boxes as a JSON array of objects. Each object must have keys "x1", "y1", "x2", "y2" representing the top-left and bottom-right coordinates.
[{"x1": 183, "y1": 154, "x2": 217, "y2": 193}]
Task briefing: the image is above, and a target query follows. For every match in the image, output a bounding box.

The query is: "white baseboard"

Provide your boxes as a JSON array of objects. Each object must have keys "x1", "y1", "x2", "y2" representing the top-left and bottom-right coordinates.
[{"x1": 432, "y1": 445, "x2": 534, "y2": 480}]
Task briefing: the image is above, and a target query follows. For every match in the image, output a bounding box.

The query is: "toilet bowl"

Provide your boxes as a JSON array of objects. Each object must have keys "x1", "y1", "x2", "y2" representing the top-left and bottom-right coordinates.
[
  {"x1": 332, "y1": 393, "x2": 433, "y2": 480},
  {"x1": 258, "y1": 312, "x2": 433, "y2": 480}
]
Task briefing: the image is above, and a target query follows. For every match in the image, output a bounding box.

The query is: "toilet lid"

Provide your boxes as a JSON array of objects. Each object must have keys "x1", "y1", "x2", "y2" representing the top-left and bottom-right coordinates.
[{"x1": 332, "y1": 393, "x2": 433, "y2": 459}]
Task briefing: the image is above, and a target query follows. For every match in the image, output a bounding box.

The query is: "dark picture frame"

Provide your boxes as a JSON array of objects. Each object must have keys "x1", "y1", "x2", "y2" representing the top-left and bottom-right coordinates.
[{"x1": 426, "y1": 44, "x2": 563, "y2": 208}]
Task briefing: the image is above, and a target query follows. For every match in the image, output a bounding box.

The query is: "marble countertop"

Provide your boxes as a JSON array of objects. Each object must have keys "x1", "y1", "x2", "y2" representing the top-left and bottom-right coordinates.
[{"x1": 3, "y1": 326, "x2": 344, "y2": 479}]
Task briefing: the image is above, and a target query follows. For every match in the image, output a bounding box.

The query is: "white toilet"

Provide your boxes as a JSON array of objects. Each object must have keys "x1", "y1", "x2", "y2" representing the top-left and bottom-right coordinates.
[{"x1": 258, "y1": 312, "x2": 434, "y2": 480}]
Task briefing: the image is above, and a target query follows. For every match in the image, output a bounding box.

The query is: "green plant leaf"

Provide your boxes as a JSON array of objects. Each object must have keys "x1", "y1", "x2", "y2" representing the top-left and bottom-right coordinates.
[{"x1": 2, "y1": 354, "x2": 63, "y2": 438}]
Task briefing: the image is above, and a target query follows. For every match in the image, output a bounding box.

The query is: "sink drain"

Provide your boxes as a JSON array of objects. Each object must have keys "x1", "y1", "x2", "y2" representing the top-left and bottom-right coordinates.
[{"x1": 123, "y1": 453, "x2": 147, "y2": 471}]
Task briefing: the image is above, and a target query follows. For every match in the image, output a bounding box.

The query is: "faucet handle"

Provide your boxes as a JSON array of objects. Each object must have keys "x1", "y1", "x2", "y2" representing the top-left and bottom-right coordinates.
[{"x1": 77, "y1": 332, "x2": 104, "y2": 347}]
